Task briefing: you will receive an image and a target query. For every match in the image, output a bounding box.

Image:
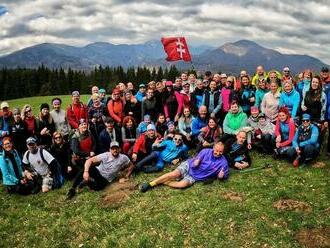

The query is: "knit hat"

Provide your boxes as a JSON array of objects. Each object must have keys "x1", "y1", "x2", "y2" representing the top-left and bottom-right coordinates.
[
  {"x1": 40, "y1": 103, "x2": 49, "y2": 111},
  {"x1": 143, "y1": 114, "x2": 151, "y2": 122},
  {"x1": 99, "y1": 88, "x2": 106, "y2": 93},
  {"x1": 165, "y1": 81, "x2": 173, "y2": 87},
  {"x1": 147, "y1": 124, "x2": 156, "y2": 131},
  {"x1": 167, "y1": 121, "x2": 175, "y2": 128}
]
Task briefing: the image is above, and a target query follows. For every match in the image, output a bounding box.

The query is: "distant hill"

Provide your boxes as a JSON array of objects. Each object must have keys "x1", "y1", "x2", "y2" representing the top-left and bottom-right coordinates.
[{"x1": 0, "y1": 39, "x2": 327, "y2": 74}]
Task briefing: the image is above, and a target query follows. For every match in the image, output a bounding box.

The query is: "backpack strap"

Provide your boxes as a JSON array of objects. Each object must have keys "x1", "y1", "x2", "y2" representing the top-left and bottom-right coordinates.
[{"x1": 39, "y1": 147, "x2": 49, "y2": 166}]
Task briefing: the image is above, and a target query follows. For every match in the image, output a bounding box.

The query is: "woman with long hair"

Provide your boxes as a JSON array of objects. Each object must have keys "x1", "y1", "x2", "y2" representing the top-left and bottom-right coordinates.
[
  {"x1": 21, "y1": 104, "x2": 37, "y2": 138},
  {"x1": 162, "y1": 81, "x2": 183, "y2": 122},
  {"x1": 121, "y1": 116, "x2": 137, "y2": 156}
]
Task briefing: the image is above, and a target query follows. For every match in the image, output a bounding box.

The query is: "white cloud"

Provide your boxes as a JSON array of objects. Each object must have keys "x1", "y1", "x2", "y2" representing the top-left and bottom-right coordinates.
[{"x1": 0, "y1": 0, "x2": 329, "y2": 64}]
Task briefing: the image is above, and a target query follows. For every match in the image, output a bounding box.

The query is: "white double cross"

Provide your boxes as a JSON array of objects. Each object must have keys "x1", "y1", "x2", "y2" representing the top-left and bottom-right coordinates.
[{"x1": 176, "y1": 38, "x2": 186, "y2": 59}]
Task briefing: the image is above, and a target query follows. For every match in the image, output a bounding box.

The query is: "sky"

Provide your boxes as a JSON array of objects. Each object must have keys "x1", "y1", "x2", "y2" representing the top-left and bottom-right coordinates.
[{"x1": 0, "y1": 0, "x2": 329, "y2": 64}]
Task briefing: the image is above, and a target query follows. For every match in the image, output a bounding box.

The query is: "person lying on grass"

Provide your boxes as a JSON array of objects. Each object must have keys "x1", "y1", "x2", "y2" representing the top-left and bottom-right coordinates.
[
  {"x1": 66, "y1": 141, "x2": 134, "y2": 200},
  {"x1": 140, "y1": 142, "x2": 228, "y2": 192}
]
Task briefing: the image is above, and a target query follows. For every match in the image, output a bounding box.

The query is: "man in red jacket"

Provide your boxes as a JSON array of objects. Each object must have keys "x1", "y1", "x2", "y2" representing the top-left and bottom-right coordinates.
[{"x1": 66, "y1": 91, "x2": 88, "y2": 129}]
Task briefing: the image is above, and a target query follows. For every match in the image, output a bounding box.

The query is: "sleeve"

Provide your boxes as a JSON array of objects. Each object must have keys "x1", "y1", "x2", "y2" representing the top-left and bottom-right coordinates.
[
  {"x1": 42, "y1": 149, "x2": 55, "y2": 164},
  {"x1": 220, "y1": 158, "x2": 229, "y2": 179},
  {"x1": 213, "y1": 93, "x2": 222, "y2": 114},
  {"x1": 22, "y1": 151, "x2": 29, "y2": 165},
  {"x1": 108, "y1": 101, "x2": 121, "y2": 123},
  {"x1": 292, "y1": 129, "x2": 299, "y2": 149},
  {"x1": 197, "y1": 128, "x2": 205, "y2": 143},
  {"x1": 152, "y1": 140, "x2": 167, "y2": 150},
  {"x1": 291, "y1": 93, "x2": 300, "y2": 118},
  {"x1": 239, "y1": 113, "x2": 248, "y2": 128},
  {"x1": 180, "y1": 145, "x2": 189, "y2": 159},
  {"x1": 121, "y1": 154, "x2": 131, "y2": 167},
  {"x1": 132, "y1": 136, "x2": 143, "y2": 154},
  {"x1": 260, "y1": 94, "x2": 266, "y2": 113},
  {"x1": 279, "y1": 94, "x2": 284, "y2": 107},
  {"x1": 321, "y1": 92, "x2": 327, "y2": 121},
  {"x1": 274, "y1": 120, "x2": 281, "y2": 137},
  {"x1": 191, "y1": 118, "x2": 200, "y2": 136},
  {"x1": 175, "y1": 92, "x2": 183, "y2": 116},
  {"x1": 71, "y1": 136, "x2": 89, "y2": 157},
  {"x1": 163, "y1": 103, "x2": 169, "y2": 119},
  {"x1": 141, "y1": 100, "x2": 146, "y2": 120},
  {"x1": 96, "y1": 153, "x2": 107, "y2": 164}
]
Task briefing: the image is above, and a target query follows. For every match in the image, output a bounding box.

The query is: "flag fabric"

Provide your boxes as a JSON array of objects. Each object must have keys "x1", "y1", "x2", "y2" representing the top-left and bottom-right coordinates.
[{"x1": 161, "y1": 37, "x2": 192, "y2": 62}]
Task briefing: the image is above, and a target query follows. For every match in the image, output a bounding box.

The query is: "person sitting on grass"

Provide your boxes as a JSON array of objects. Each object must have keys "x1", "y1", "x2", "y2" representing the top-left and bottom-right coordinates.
[
  {"x1": 135, "y1": 132, "x2": 188, "y2": 173},
  {"x1": 225, "y1": 131, "x2": 251, "y2": 170},
  {"x1": 137, "y1": 114, "x2": 153, "y2": 137},
  {"x1": 273, "y1": 106, "x2": 296, "y2": 160},
  {"x1": 22, "y1": 137, "x2": 63, "y2": 193},
  {"x1": 0, "y1": 137, "x2": 36, "y2": 195},
  {"x1": 140, "y1": 142, "x2": 228, "y2": 192},
  {"x1": 66, "y1": 141, "x2": 134, "y2": 200},
  {"x1": 289, "y1": 114, "x2": 320, "y2": 167},
  {"x1": 253, "y1": 113, "x2": 275, "y2": 154}
]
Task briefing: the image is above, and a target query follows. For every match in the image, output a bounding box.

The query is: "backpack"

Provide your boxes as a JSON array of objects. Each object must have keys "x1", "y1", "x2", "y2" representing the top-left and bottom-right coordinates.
[{"x1": 26, "y1": 148, "x2": 64, "y2": 189}]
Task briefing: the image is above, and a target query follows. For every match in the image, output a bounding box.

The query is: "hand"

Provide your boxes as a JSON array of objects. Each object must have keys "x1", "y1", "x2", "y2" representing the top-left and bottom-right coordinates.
[
  {"x1": 166, "y1": 117, "x2": 171, "y2": 122},
  {"x1": 132, "y1": 153, "x2": 137, "y2": 162},
  {"x1": 210, "y1": 113, "x2": 216, "y2": 118},
  {"x1": 119, "y1": 178, "x2": 129, "y2": 184},
  {"x1": 20, "y1": 178, "x2": 27, "y2": 184},
  {"x1": 92, "y1": 118, "x2": 97, "y2": 123},
  {"x1": 40, "y1": 127, "x2": 48, "y2": 135},
  {"x1": 275, "y1": 136, "x2": 281, "y2": 143},
  {"x1": 172, "y1": 158, "x2": 180, "y2": 165},
  {"x1": 186, "y1": 135, "x2": 191, "y2": 141},
  {"x1": 67, "y1": 166, "x2": 72, "y2": 173},
  {"x1": 202, "y1": 141, "x2": 210, "y2": 147},
  {"x1": 249, "y1": 97, "x2": 255, "y2": 103},
  {"x1": 324, "y1": 122, "x2": 328, "y2": 128},
  {"x1": 276, "y1": 142, "x2": 281, "y2": 148},
  {"x1": 174, "y1": 114, "x2": 180, "y2": 122},
  {"x1": 301, "y1": 106, "x2": 307, "y2": 111},
  {"x1": 90, "y1": 152, "x2": 95, "y2": 157},
  {"x1": 256, "y1": 134, "x2": 261, "y2": 139},
  {"x1": 193, "y1": 159, "x2": 200, "y2": 167},
  {"x1": 24, "y1": 171, "x2": 33, "y2": 180},
  {"x1": 217, "y1": 170, "x2": 225, "y2": 179},
  {"x1": 247, "y1": 143, "x2": 252, "y2": 150},
  {"x1": 296, "y1": 148, "x2": 301, "y2": 154},
  {"x1": 83, "y1": 171, "x2": 90, "y2": 181}
]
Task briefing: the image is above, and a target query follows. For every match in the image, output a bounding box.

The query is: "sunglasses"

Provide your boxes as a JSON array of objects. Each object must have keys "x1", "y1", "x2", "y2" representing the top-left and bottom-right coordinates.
[
  {"x1": 302, "y1": 120, "x2": 310, "y2": 122},
  {"x1": 54, "y1": 136, "x2": 62, "y2": 139},
  {"x1": 174, "y1": 138, "x2": 182, "y2": 142},
  {"x1": 283, "y1": 70, "x2": 290, "y2": 73},
  {"x1": 25, "y1": 109, "x2": 32, "y2": 113}
]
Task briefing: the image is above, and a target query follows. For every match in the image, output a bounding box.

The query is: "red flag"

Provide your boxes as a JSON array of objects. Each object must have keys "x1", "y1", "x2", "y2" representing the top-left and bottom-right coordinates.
[{"x1": 161, "y1": 37, "x2": 192, "y2": 62}]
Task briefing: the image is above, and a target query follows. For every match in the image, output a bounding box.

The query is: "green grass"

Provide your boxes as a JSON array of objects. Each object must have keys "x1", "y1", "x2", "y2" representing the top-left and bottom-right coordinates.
[{"x1": 1, "y1": 96, "x2": 329, "y2": 247}]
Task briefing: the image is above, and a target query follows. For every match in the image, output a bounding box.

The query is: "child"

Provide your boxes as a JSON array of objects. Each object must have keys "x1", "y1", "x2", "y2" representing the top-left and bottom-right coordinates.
[{"x1": 155, "y1": 113, "x2": 168, "y2": 137}]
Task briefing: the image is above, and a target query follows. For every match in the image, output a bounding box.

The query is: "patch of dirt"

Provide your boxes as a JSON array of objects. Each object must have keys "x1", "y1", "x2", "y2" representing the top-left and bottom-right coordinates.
[
  {"x1": 295, "y1": 227, "x2": 330, "y2": 248},
  {"x1": 222, "y1": 191, "x2": 244, "y2": 202},
  {"x1": 101, "y1": 181, "x2": 138, "y2": 207},
  {"x1": 273, "y1": 199, "x2": 312, "y2": 213},
  {"x1": 312, "y1": 162, "x2": 327, "y2": 168}
]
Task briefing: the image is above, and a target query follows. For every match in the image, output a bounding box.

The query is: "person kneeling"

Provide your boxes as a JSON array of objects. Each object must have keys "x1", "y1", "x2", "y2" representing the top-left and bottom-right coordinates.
[
  {"x1": 66, "y1": 141, "x2": 134, "y2": 200},
  {"x1": 225, "y1": 131, "x2": 251, "y2": 170},
  {"x1": 140, "y1": 142, "x2": 228, "y2": 192},
  {"x1": 289, "y1": 114, "x2": 320, "y2": 167}
]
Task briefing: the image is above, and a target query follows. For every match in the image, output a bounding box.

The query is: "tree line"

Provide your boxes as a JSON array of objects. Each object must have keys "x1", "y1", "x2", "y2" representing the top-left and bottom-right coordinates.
[{"x1": 0, "y1": 65, "x2": 191, "y2": 100}]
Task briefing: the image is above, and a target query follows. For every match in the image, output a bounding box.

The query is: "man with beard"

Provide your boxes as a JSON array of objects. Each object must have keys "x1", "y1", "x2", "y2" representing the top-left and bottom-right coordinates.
[{"x1": 66, "y1": 141, "x2": 134, "y2": 200}]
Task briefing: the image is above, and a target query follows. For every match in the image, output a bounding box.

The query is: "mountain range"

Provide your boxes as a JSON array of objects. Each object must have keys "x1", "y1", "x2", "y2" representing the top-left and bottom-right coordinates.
[{"x1": 0, "y1": 39, "x2": 328, "y2": 74}]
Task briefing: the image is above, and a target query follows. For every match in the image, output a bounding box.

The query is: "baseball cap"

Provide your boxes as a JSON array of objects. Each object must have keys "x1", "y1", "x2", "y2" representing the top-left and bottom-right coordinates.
[
  {"x1": 302, "y1": 113, "x2": 311, "y2": 120},
  {"x1": 139, "y1": 83, "x2": 146, "y2": 88},
  {"x1": 26, "y1": 137, "x2": 37, "y2": 145},
  {"x1": 1, "y1": 101, "x2": 9, "y2": 109},
  {"x1": 110, "y1": 141, "x2": 120, "y2": 148}
]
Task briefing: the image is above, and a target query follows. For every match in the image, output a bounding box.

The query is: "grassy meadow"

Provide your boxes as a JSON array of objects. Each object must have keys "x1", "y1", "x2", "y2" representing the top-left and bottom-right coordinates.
[{"x1": 0, "y1": 95, "x2": 329, "y2": 247}]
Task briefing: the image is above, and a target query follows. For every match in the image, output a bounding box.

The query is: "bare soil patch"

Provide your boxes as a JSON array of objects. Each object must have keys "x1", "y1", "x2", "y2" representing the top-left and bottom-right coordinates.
[
  {"x1": 222, "y1": 191, "x2": 244, "y2": 202},
  {"x1": 101, "y1": 181, "x2": 138, "y2": 207},
  {"x1": 295, "y1": 227, "x2": 330, "y2": 248},
  {"x1": 273, "y1": 199, "x2": 312, "y2": 213}
]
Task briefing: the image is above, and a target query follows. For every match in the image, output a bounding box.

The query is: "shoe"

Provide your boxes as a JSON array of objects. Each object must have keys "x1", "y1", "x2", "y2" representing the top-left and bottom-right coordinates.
[
  {"x1": 140, "y1": 182, "x2": 152, "y2": 193},
  {"x1": 66, "y1": 188, "x2": 76, "y2": 200},
  {"x1": 293, "y1": 158, "x2": 299, "y2": 168},
  {"x1": 272, "y1": 149, "x2": 279, "y2": 160}
]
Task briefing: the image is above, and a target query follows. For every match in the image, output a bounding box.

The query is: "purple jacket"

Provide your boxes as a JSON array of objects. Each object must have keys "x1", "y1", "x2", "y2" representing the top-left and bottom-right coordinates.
[{"x1": 188, "y1": 148, "x2": 229, "y2": 181}]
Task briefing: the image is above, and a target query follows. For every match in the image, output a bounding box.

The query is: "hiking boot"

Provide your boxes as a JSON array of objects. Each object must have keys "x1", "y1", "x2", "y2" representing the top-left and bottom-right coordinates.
[
  {"x1": 272, "y1": 149, "x2": 279, "y2": 160},
  {"x1": 140, "y1": 182, "x2": 152, "y2": 193},
  {"x1": 66, "y1": 188, "x2": 76, "y2": 200}
]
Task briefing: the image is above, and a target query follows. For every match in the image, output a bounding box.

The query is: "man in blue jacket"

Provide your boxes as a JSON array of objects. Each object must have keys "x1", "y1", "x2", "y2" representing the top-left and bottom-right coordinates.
[
  {"x1": 289, "y1": 114, "x2": 320, "y2": 166},
  {"x1": 191, "y1": 105, "x2": 208, "y2": 139},
  {"x1": 135, "y1": 132, "x2": 188, "y2": 173}
]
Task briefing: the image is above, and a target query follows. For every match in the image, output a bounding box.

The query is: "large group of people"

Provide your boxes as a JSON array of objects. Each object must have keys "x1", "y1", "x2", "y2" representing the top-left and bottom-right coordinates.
[{"x1": 0, "y1": 65, "x2": 329, "y2": 198}]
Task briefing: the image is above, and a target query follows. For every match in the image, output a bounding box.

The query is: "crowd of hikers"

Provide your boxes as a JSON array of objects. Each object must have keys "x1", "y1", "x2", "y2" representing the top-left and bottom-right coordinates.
[{"x1": 0, "y1": 65, "x2": 329, "y2": 198}]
